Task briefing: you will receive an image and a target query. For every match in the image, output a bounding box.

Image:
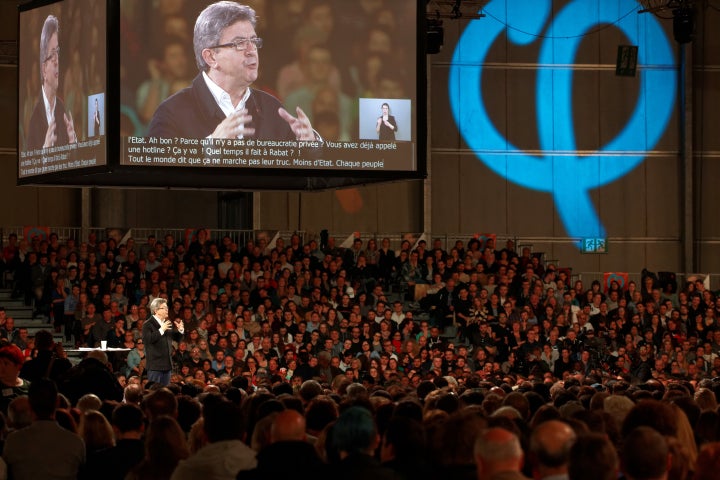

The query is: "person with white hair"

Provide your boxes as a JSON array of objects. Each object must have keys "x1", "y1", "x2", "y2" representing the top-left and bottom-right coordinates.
[
  {"x1": 26, "y1": 14, "x2": 77, "y2": 150},
  {"x1": 147, "y1": 1, "x2": 318, "y2": 142},
  {"x1": 142, "y1": 297, "x2": 184, "y2": 386}
]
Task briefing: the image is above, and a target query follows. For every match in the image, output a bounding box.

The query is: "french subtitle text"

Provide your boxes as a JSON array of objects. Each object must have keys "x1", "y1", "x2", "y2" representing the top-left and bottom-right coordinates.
[
  {"x1": 122, "y1": 136, "x2": 404, "y2": 170},
  {"x1": 19, "y1": 138, "x2": 101, "y2": 177}
]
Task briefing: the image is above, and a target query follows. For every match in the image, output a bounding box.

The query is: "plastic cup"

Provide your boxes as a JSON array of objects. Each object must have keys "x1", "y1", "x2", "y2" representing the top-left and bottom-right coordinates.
[{"x1": 100, "y1": 341, "x2": 107, "y2": 350}]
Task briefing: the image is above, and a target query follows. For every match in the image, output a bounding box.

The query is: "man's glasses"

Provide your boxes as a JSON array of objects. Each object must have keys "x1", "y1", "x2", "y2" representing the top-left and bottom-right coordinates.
[
  {"x1": 209, "y1": 37, "x2": 263, "y2": 52},
  {"x1": 44, "y1": 47, "x2": 60, "y2": 63}
]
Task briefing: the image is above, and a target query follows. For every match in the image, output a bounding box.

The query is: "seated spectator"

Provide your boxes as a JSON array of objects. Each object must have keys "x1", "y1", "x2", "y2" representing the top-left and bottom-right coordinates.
[
  {"x1": 80, "y1": 403, "x2": 145, "y2": 480},
  {"x1": 172, "y1": 395, "x2": 256, "y2": 479},
  {"x1": 243, "y1": 409, "x2": 325, "y2": 479},
  {"x1": 380, "y1": 416, "x2": 430, "y2": 480},
  {"x1": 568, "y1": 433, "x2": 618, "y2": 480},
  {"x1": 694, "y1": 442, "x2": 720, "y2": 480},
  {"x1": 6, "y1": 396, "x2": 32, "y2": 432},
  {"x1": 0, "y1": 344, "x2": 30, "y2": 416},
  {"x1": 126, "y1": 415, "x2": 188, "y2": 480},
  {"x1": 78, "y1": 410, "x2": 115, "y2": 477},
  {"x1": 621, "y1": 426, "x2": 670, "y2": 480},
  {"x1": 326, "y1": 406, "x2": 396, "y2": 480},
  {"x1": 3, "y1": 378, "x2": 85, "y2": 480},
  {"x1": 57, "y1": 350, "x2": 124, "y2": 406},
  {"x1": 474, "y1": 427, "x2": 530, "y2": 480},
  {"x1": 529, "y1": 419, "x2": 577, "y2": 480}
]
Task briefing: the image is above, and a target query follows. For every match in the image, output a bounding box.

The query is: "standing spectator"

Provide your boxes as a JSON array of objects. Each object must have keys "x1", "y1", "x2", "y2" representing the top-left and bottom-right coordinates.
[
  {"x1": 64, "y1": 284, "x2": 80, "y2": 342},
  {"x1": 49, "y1": 276, "x2": 68, "y2": 333},
  {"x1": 19, "y1": 330, "x2": 72, "y2": 384},
  {"x1": 87, "y1": 309, "x2": 113, "y2": 348},
  {"x1": 30, "y1": 253, "x2": 50, "y2": 316},
  {"x1": 1, "y1": 233, "x2": 19, "y2": 284}
]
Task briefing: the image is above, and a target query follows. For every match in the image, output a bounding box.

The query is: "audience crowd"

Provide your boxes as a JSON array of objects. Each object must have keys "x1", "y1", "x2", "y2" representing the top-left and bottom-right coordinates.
[
  {"x1": 10, "y1": 0, "x2": 719, "y2": 478},
  {"x1": 0, "y1": 228, "x2": 717, "y2": 479}
]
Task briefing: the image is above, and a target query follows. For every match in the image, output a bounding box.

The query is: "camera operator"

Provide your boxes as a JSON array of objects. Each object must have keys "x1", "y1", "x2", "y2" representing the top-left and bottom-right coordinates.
[{"x1": 578, "y1": 326, "x2": 610, "y2": 376}]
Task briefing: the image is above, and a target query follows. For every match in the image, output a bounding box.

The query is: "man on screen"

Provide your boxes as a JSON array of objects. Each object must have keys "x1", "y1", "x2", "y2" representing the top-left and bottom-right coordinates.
[
  {"x1": 147, "y1": 1, "x2": 318, "y2": 142},
  {"x1": 26, "y1": 15, "x2": 77, "y2": 151}
]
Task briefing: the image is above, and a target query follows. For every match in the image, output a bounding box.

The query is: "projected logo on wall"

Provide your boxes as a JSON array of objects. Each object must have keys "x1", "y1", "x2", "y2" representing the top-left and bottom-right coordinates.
[{"x1": 449, "y1": 0, "x2": 676, "y2": 246}]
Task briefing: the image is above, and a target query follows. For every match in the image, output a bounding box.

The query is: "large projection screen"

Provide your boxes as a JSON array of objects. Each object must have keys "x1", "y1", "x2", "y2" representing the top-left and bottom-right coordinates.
[{"x1": 118, "y1": 0, "x2": 422, "y2": 176}]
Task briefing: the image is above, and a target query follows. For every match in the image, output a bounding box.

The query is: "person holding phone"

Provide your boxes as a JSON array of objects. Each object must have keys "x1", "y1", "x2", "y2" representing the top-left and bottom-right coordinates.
[
  {"x1": 376, "y1": 102, "x2": 397, "y2": 141},
  {"x1": 142, "y1": 297, "x2": 184, "y2": 386}
]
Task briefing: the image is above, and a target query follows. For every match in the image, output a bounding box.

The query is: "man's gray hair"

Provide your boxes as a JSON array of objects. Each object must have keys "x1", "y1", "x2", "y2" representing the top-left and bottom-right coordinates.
[
  {"x1": 39, "y1": 15, "x2": 59, "y2": 83},
  {"x1": 149, "y1": 297, "x2": 168, "y2": 315},
  {"x1": 474, "y1": 427, "x2": 523, "y2": 462},
  {"x1": 193, "y1": 1, "x2": 256, "y2": 71}
]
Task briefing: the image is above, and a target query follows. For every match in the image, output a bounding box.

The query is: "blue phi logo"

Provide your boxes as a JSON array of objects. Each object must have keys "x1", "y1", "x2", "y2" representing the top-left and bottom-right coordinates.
[{"x1": 449, "y1": 0, "x2": 676, "y2": 245}]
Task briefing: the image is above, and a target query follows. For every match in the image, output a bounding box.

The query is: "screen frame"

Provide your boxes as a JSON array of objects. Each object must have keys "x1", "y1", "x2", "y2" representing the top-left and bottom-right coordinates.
[
  {"x1": 17, "y1": 0, "x2": 428, "y2": 190},
  {"x1": 17, "y1": 0, "x2": 111, "y2": 186}
]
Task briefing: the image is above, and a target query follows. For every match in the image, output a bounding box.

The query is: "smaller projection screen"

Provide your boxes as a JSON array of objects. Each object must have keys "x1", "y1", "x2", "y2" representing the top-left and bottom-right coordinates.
[
  {"x1": 17, "y1": 0, "x2": 107, "y2": 181},
  {"x1": 17, "y1": 0, "x2": 425, "y2": 189}
]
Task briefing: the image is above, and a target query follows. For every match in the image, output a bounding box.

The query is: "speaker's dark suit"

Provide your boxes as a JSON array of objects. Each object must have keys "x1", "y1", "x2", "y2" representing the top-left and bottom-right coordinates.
[
  {"x1": 26, "y1": 94, "x2": 72, "y2": 151},
  {"x1": 142, "y1": 316, "x2": 183, "y2": 372},
  {"x1": 147, "y1": 74, "x2": 295, "y2": 140}
]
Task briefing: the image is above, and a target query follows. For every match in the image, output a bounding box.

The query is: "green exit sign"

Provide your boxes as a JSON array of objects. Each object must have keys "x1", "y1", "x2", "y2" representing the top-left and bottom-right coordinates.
[
  {"x1": 582, "y1": 238, "x2": 608, "y2": 254},
  {"x1": 616, "y1": 45, "x2": 638, "y2": 77}
]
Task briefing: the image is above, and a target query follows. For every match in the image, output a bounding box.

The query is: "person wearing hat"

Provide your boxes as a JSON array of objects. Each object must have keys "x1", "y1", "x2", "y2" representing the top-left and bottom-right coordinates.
[{"x1": 0, "y1": 343, "x2": 30, "y2": 415}]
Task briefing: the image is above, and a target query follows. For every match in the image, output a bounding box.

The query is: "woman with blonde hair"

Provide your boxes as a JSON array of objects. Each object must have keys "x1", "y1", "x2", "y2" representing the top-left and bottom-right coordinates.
[
  {"x1": 670, "y1": 403, "x2": 698, "y2": 473},
  {"x1": 78, "y1": 410, "x2": 114, "y2": 453},
  {"x1": 78, "y1": 410, "x2": 115, "y2": 479},
  {"x1": 125, "y1": 415, "x2": 189, "y2": 480}
]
